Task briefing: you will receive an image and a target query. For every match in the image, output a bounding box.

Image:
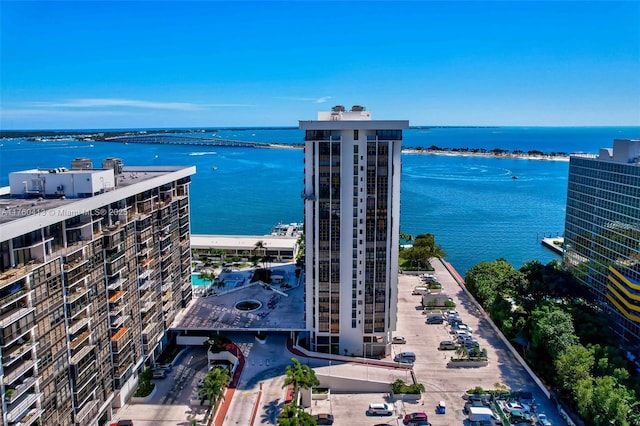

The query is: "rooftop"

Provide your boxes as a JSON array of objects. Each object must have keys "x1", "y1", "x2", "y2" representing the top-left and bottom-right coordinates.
[{"x1": 0, "y1": 165, "x2": 195, "y2": 234}]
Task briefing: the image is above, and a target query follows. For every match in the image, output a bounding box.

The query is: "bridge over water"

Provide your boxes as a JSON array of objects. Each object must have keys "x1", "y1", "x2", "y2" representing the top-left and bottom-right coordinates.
[{"x1": 104, "y1": 134, "x2": 269, "y2": 147}]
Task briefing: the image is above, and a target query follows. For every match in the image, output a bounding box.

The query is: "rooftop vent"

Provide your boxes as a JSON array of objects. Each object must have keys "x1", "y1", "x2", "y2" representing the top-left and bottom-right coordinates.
[
  {"x1": 70, "y1": 158, "x2": 93, "y2": 170},
  {"x1": 331, "y1": 105, "x2": 346, "y2": 112},
  {"x1": 102, "y1": 158, "x2": 124, "y2": 175},
  {"x1": 351, "y1": 105, "x2": 365, "y2": 112}
]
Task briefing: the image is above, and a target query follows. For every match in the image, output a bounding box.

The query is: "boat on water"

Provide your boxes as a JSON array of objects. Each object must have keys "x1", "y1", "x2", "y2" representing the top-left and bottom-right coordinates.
[
  {"x1": 270, "y1": 222, "x2": 304, "y2": 237},
  {"x1": 512, "y1": 176, "x2": 518, "y2": 179},
  {"x1": 211, "y1": 166, "x2": 217, "y2": 171}
]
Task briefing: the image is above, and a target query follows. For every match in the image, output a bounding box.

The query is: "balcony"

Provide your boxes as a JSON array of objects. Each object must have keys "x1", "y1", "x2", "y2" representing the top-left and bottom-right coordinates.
[
  {"x1": 4, "y1": 358, "x2": 36, "y2": 385},
  {"x1": 4, "y1": 376, "x2": 37, "y2": 404},
  {"x1": 108, "y1": 290, "x2": 126, "y2": 304},
  {"x1": 67, "y1": 286, "x2": 90, "y2": 304},
  {"x1": 110, "y1": 314, "x2": 130, "y2": 329},
  {"x1": 14, "y1": 408, "x2": 43, "y2": 426},
  {"x1": 70, "y1": 330, "x2": 90, "y2": 349},
  {"x1": 0, "y1": 285, "x2": 31, "y2": 308},
  {"x1": 68, "y1": 317, "x2": 90, "y2": 335},
  {"x1": 70, "y1": 344, "x2": 94, "y2": 365},
  {"x1": 63, "y1": 257, "x2": 88, "y2": 272},
  {"x1": 6, "y1": 392, "x2": 41, "y2": 423},
  {"x1": 74, "y1": 400, "x2": 99, "y2": 426},
  {"x1": 2, "y1": 340, "x2": 36, "y2": 367},
  {"x1": 0, "y1": 306, "x2": 35, "y2": 330},
  {"x1": 107, "y1": 277, "x2": 126, "y2": 291},
  {"x1": 111, "y1": 328, "x2": 132, "y2": 353},
  {"x1": 140, "y1": 301, "x2": 155, "y2": 314},
  {"x1": 111, "y1": 326, "x2": 130, "y2": 342}
]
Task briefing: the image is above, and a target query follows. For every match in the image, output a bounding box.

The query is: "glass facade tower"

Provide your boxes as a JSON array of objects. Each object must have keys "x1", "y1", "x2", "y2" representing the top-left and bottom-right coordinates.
[{"x1": 564, "y1": 139, "x2": 640, "y2": 348}]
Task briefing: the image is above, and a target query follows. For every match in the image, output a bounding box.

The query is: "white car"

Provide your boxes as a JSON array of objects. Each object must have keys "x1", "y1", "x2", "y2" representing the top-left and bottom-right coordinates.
[
  {"x1": 392, "y1": 336, "x2": 407, "y2": 344},
  {"x1": 537, "y1": 413, "x2": 552, "y2": 426},
  {"x1": 504, "y1": 402, "x2": 524, "y2": 413}
]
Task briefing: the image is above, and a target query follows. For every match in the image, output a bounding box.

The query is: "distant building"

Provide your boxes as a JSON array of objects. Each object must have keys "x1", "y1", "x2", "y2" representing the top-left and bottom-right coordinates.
[
  {"x1": 564, "y1": 139, "x2": 640, "y2": 348},
  {"x1": 0, "y1": 158, "x2": 195, "y2": 425},
  {"x1": 300, "y1": 105, "x2": 409, "y2": 356}
]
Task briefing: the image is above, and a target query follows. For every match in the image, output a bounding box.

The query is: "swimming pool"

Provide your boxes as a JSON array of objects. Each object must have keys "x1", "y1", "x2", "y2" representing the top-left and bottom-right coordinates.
[{"x1": 192, "y1": 273, "x2": 211, "y2": 287}]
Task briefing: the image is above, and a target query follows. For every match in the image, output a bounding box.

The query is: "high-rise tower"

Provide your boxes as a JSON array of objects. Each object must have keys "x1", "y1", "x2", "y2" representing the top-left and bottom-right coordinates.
[
  {"x1": 300, "y1": 105, "x2": 409, "y2": 357},
  {"x1": 0, "y1": 159, "x2": 195, "y2": 425},
  {"x1": 564, "y1": 139, "x2": 640, "y2": 348}
]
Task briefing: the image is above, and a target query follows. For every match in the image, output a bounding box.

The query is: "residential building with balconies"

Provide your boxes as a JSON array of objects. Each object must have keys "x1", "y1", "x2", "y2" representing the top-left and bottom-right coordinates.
[
  {"x1": 0, "y1": 158, "x2": 195, "y2": 426},
  {"x1": 300, "y1": 105, "x2": 408, "y2": 357}
]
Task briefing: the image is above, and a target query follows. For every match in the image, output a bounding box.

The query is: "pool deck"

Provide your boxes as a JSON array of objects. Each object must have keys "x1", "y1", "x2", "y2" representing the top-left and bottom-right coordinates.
[{"x1": 174, "y1": 263, "x2": 306, "y2": 331}]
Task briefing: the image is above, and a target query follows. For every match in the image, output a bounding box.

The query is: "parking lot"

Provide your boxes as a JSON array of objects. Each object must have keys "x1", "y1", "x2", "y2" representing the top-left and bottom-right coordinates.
[{"x1": 112, "y1": 258, "x2": 565, "y2": 425}]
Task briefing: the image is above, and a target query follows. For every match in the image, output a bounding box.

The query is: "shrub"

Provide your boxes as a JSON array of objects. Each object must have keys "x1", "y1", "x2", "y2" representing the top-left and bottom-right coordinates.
[
  {"x1": 134, "y1": 368, "x2": 155, "y2": 397},
  {"x1": 391, "y1": 379, "x2": 425, "y2": 394}
]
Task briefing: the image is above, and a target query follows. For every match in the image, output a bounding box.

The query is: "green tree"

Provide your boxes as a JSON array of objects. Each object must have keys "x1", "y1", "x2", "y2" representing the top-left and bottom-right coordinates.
[
  {"x1": 555, "y1": 344, "x2": 594, "y2": 396},
  {"x1": 282, "y1": 358, "x2": 319, "y2": 400},
  {"x1": 254, "y1": 240, "x2": 267, "y2": 268},
  {"x1": 465, "y1": 260, "x2": 516, "y2": 307},
  {"x1": 530, "y1": 306, "x2": 578, "y2": 361},
  {"x1": 575, "y1": 375, "x2": 634, "y2": 426},
  {"x1": 198, "y1": 367, "x2": 230, "y2": 406},
  {"x1": 277, "y1": 403, "x2": 316, "y2": 426},
  {"x1": 199, "y1": 271, "x2": 216, "y2": 287}
]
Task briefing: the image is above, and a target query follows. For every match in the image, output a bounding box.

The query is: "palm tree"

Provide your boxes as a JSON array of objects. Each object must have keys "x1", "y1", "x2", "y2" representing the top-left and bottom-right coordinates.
[
  {"x1": 254, "y1": 240, "x2": 267, "y2": 268},
  {"x1": 282, "y1": 358, "x2": 319, "y2": 401},
  {"x1": 199, "y1": 271, "x2": 215, "y2": 287},
  {"x1": 277, "y1": 403, "x2": 316, "y2": 426},
  {"x1": 455, "y1": 346, "x2": 469, "y2": 360},
  {"x1": 199, "y1": 367, "x2": 230, "y2": 406}
]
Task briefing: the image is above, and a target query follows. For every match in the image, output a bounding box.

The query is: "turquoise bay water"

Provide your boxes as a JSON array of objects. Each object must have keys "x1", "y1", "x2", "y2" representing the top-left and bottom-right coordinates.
[{"x1": 2, "y1": 127, "x2": 638, "y2": 275}]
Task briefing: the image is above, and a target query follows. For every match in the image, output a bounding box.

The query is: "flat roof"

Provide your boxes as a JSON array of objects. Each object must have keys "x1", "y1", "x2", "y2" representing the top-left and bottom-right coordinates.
[
  {"x1": 0, "y1": 165, "x2": 195, "y2": 236},
  {"x1": 172, "y1": 264, "x2": 305, "y2": 331},
  {"x1": 299, "y1": 120, "x2": 409, "y2": 131},
  {"x1": 190, "y1": 234, "x2": 297, "y2": 251}
]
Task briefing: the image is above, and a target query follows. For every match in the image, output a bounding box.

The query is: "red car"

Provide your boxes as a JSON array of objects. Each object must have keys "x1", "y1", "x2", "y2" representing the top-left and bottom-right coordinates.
[{"x1": 403, "y1": 412, "x2": 428, "y2": 424}]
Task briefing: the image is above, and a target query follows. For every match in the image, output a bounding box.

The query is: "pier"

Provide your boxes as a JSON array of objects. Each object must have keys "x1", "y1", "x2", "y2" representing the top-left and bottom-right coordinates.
[
  {"x1": 541, "y1": 237, "x2": 564, "y2": 255},
  {"x1": 104, "y1": 134, "x2": 269, "y2": 148}
]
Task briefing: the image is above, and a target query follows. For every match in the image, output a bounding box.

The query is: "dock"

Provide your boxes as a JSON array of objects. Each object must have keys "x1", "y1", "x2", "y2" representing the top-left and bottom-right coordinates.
[{"x1": 541, "y1": 237, "x2": 564, "y2": 255}]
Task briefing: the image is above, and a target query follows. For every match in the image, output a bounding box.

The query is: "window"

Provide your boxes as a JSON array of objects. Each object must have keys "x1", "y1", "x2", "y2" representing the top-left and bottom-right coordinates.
[{"x1": 354, "y1": 130, "x2": 359, "y2": 140}]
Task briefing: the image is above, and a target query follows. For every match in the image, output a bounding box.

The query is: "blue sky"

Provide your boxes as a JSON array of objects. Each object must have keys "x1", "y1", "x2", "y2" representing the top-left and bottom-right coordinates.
[{"x1": 1, "y1": 1, "x2": 639, "y2": 129}]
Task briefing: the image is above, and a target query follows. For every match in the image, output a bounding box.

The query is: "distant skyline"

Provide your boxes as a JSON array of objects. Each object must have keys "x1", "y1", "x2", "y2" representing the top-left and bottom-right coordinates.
[{"x1": 1, "y1": 1, "x2": 639, "y2": 129}]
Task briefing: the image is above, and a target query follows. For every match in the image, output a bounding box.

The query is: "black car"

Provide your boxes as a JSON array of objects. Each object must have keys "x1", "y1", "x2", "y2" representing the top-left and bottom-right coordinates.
[
  {"x1": 426, "y1": 316, "x2": 444, "y2": 324},
  {"x1": 313, "y1": 413, "x2": 334, "y2": 425}
]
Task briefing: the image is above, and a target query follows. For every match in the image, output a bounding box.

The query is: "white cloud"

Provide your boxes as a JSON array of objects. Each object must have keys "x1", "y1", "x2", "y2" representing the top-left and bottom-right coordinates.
[
  {"x1": 277, "y1": 96, "x2": 332, "y2": 103},
  {"x1": 27, "y1": 98, "x2": 202, "y2": 111},
  {"x1": 24, "y1": 98, "x2": 254, "y2": 111}
]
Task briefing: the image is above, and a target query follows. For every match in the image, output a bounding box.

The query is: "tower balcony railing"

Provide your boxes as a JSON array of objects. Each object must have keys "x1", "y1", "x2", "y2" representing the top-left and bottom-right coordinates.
[
  {"x1": 6, "y1": 392, "x2": 41, "y2": 423},
  {"x1": 70, "y1": 330, "x2": 90, "y2": 349},
  {"x1": 3, "y1": 358, "x2": 36, "y2": 385}
]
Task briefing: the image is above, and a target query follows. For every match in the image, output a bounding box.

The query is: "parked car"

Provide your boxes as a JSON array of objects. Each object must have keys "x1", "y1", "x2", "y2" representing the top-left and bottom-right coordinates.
[
  {"x1": 504, "y1": 402, "x2": 524, "y2": 413},
  {"x1": 439, "y1": 340, "x2": 459, "y2": 350},
  {"x1": 151, "y1": 370, "x2": 166, "y2": 379},
  {"x1": 394, "y1": 352, "x2": 416, "y2": 363},
  {"x1": 110, "y1": 421, "x2": 133, "y2": 426},
  {"x1": 426, "y1": 316, "x2": 444, "y2": 324},
  {"x1": 392, "y1": 336, "x2": 407, "y2": 344},
  {"x1": 403, "y1": 411, "x2": 428, "y2": 424},
  {"x1": 367, "y1": 402, "x2": 394, "y2": 416},
  {"x1": 313, "y1": 413, "x2": 334, "y2": 425},
  {"x1": 510, "y1": 409, "x2": 533, "y2": 424},
  {"x1": 536, "y1": 413, "x2": 552, "y2": 426}
]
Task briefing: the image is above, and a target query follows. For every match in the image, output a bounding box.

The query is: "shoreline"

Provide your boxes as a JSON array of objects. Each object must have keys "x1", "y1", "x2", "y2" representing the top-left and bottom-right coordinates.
[
  {"x1": 268, "y1": 143, "x2": 571, "y2": 161},
  {"x1": 402, "y1": 148, "x2": 570, "y2": 162}
]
